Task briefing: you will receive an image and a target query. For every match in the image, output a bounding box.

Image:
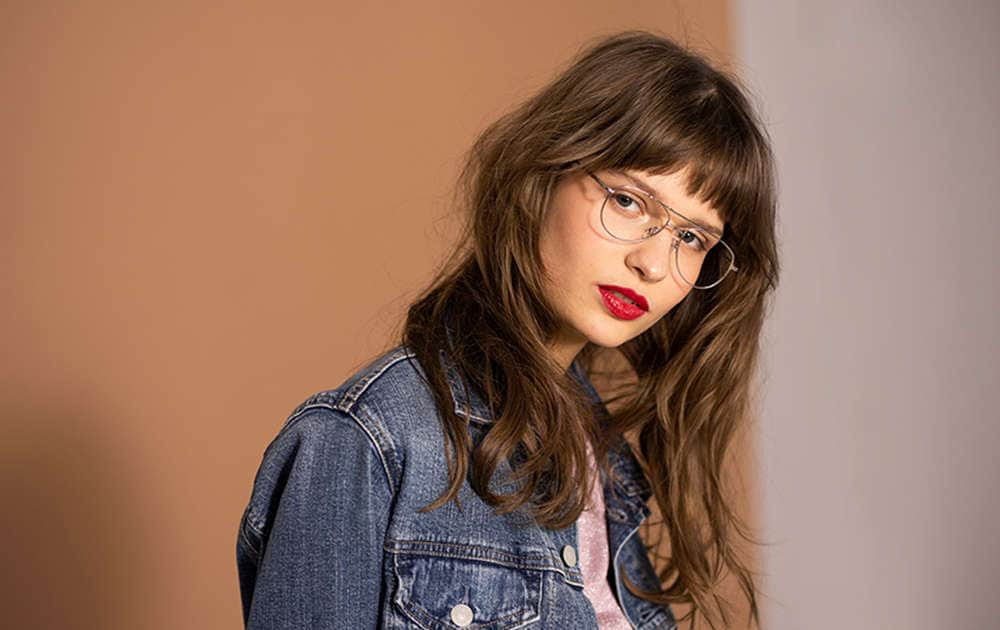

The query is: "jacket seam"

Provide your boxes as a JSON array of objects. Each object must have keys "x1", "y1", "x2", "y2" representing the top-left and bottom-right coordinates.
[
  {"x1": 238, "y1": 519, "x2": 262, "y2": 559},
  {"x1": 385, "y1": 539, "x2": 585, "y2": 586},
  {"x1": 344, "y1": 403, "x2": 401, "y2": 498},
  {"x1": 238, "y1": 499, "x2": 265, "y2": 559},
  {"x1": 337, "y1": 348, "x2": 417, "y2": 409},
  {"x1": 287, "y1": 401, "x2": 398, "y2": 498}
]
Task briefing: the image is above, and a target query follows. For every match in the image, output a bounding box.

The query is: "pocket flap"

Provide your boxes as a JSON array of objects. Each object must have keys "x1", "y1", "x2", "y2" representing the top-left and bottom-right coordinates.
[{"x1": 393, "y1": 551, "x2": 543, "y2": 629}]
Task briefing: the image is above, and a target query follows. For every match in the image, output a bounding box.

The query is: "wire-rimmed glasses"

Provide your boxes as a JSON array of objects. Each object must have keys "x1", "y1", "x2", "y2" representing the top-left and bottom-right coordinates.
[{"x1": 586, "y1": 171, "x2": 738, "y2": 289}]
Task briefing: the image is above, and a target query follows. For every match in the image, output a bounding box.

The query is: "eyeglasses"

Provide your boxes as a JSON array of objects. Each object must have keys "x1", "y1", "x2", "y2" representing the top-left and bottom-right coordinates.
[{"x1": 586, "y1": 171, "x2": 738, "y2": 289}]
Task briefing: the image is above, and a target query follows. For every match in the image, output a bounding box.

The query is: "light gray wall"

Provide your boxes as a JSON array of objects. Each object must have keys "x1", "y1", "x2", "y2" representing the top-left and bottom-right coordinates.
[{"x1": 733, "y1": 3, "x2": 1000, "y2": 629}]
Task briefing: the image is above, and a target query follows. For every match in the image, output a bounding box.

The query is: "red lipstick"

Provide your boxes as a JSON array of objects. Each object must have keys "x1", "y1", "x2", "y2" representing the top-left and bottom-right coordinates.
[{"x1": 597, "y1": 284, "x2": 649, "y2": 320}]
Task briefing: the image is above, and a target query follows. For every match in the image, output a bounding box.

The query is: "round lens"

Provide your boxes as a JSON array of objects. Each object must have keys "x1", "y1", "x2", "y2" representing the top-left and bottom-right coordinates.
[
  {"x1": 675, "y1": 242, "x2": 734, "y2": 289},
  {"x1": 600, "y1": 190, "x2": 664, "y2": 241}
]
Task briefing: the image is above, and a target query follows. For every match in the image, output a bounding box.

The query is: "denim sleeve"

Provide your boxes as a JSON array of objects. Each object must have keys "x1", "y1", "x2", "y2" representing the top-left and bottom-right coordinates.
[{"x1": 237, "y1": 406, "x2": 393, "y2": 629}]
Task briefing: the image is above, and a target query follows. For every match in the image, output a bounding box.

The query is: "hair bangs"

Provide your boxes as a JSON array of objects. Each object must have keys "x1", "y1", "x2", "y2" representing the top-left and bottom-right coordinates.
[{"x1": 576, "y1": 66, "x2": 773, "y2": 246}]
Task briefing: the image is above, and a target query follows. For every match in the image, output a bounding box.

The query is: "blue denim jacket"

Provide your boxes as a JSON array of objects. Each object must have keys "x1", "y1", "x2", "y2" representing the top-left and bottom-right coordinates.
[{"x1": 237, "y1": 345, "x2": 677, "y2": 629}]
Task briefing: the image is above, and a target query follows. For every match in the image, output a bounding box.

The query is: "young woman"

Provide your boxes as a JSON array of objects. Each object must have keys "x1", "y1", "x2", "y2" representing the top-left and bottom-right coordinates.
[{"x1": 237, "y1": 31, "x2": 779, "y2": 630}]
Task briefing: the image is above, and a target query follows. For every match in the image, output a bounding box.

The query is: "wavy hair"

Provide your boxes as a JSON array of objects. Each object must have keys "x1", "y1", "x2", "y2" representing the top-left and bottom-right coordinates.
[{"x1": 401, "y1": 31, "x2": 779, "y2": 629}]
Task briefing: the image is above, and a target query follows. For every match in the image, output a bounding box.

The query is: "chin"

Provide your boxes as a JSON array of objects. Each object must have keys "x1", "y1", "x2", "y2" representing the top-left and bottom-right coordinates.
[{"x1": 580, "y1": 321, "x2": 640, "y2": 349}]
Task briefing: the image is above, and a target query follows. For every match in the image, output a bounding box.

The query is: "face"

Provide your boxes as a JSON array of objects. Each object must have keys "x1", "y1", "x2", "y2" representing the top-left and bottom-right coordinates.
[{"x1": 538, "y1": 167, "x2": 724, "y2": 369}]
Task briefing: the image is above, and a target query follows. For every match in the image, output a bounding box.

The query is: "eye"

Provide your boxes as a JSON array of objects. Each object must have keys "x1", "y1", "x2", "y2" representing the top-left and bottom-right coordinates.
[
  {"x1": 609, "y1": 190, "x2": 647, "y2": 217},
  {"x1": 676, "y1": 228, "x2": 708, "y2": 252}
]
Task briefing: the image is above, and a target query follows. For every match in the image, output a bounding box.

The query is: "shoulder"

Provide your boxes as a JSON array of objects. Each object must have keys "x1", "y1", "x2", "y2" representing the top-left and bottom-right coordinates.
[
  {"x1": 289, "y1": 344, "x2": 429, "y2": 421},
  {"x1": 280, "y1": 345, "x2": 452, "y2": 487},
  {"x1": 242, "y1": 346, "x2": 443, "y2": 530}
]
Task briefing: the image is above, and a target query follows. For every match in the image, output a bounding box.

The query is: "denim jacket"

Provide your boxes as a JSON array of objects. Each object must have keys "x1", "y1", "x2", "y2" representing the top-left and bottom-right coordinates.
[{"x1": 237, "y1": 345, "x2": 677, "y2": 629}]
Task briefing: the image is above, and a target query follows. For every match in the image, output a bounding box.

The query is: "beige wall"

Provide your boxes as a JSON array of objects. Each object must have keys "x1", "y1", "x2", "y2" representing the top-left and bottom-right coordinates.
[
  {"x1": 733, "y1": 1, "x2": 1000, "y2": 628},
  {"x1": 1, "y1": 3, "x2": 747, "y2": 628}
]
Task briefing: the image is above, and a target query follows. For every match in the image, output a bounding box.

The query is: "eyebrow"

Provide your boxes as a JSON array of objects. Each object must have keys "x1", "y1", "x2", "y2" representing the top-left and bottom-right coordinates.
[{"x1": 616, "y1": 171, "x2": 725, "y2": 237}]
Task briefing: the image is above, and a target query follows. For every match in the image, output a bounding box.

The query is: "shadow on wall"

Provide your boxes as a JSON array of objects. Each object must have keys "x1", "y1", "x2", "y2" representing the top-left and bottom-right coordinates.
[{"x1": 0, "y1": 397, "x2": 159, "y2": 629}]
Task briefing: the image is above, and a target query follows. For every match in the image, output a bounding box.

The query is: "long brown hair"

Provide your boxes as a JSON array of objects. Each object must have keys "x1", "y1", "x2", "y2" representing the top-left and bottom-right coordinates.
[{"x1": 401, "y1": 31, "x2": 779, "y2": 629}]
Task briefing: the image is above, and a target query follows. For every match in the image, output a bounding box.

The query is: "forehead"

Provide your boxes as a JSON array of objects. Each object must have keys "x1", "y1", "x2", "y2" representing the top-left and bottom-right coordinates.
[{"x1": 612, "y1": 168, "x2": 725, "y2": 235}]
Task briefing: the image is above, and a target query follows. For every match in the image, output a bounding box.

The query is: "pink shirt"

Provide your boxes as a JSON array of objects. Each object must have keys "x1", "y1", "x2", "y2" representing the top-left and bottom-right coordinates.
[{"x1": 577, "y1": 443, "x2": 634, "y2": 629}]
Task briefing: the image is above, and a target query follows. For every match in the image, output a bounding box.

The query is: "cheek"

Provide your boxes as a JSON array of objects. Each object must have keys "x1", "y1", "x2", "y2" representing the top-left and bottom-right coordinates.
[
  {"x1": 540, "y1": 200, "x2": 583, "y2": 278},
  {"x1": 540, "y1": 211, "x2": 604, "y2": 300},
  {"x1": 544, "y1": 187, "x2": 609, "y2": 265}
]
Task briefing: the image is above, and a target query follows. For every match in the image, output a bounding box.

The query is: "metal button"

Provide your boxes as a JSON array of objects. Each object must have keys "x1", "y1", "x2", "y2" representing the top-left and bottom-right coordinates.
[
  {"x1": 561, "y1": 544, "x2": 578, "y2": 567},
  {"x1": 450, "y1": 603, "x2": 474, "y2": 627}
]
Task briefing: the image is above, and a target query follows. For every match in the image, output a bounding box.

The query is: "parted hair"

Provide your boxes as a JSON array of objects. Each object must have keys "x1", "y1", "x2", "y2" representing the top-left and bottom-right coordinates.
[{"x1": 401, "y1": 31, "x2": 779, "y2": 629}]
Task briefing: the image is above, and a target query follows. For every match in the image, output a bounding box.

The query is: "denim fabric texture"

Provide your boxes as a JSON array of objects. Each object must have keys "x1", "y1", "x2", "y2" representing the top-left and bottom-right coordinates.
[{"x1": 237, "y1": 345, "x2": 678, "y2": 629}]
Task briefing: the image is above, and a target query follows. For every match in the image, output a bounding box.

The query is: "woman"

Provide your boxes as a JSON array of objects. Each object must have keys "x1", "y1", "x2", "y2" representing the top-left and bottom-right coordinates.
[{"x1": 237, "y1": 31, "x2": 778, "y2": 630}]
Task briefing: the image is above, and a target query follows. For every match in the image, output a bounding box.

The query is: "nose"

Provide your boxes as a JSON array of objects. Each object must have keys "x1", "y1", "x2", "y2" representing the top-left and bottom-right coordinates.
[{"x1": 624, "y1": 232, "x2": 674, "y2": 283}]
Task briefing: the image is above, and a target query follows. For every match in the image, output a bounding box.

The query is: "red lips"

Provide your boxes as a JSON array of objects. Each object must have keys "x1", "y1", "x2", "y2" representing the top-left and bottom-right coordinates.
[
  {"x1": 597, "y1": 284, "x2": 649, "y2": 321},
  {"x1": 597, "y1": 284, "x2": 649, "y2": 311}
]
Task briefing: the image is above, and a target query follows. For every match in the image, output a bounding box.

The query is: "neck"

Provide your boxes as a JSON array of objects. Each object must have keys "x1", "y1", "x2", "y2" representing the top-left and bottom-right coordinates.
[{"x1": 547, "y1": 332, "x2": 587, "y2": 373}]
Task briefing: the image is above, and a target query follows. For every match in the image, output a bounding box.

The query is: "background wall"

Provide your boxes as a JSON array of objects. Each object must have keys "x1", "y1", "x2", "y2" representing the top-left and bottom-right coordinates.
[
  {"x1": 732, "y1": 2, "x2": 1000, "y2": 628},
  {"x1": 1, "y1": 3, "x2": 746, "y2": 629}
]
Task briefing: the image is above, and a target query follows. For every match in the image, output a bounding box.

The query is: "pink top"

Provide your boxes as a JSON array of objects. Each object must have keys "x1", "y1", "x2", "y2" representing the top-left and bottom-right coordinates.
[{"x1": 577, "y1": 443, "x2": 633, "y2": 629}]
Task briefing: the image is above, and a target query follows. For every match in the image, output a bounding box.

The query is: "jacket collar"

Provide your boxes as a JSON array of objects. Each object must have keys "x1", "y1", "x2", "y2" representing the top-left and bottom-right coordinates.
[{"x1": 442, "y1": 352, "x2": 494, "y2": 424}]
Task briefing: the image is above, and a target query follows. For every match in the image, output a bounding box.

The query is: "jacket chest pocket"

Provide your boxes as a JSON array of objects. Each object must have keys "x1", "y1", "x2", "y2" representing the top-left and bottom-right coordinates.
[{"x1": 392, "y1": 550, "x2": 544, "y2": 629}]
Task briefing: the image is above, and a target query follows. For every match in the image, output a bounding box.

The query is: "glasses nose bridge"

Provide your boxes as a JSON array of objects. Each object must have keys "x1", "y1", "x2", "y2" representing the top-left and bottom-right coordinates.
[
  {"x1": 644, "y1": 195, "x2": 677, "y2": 234},
  {"x1": 646, "y1": 218, "x2": 681, "y2": 248}
]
